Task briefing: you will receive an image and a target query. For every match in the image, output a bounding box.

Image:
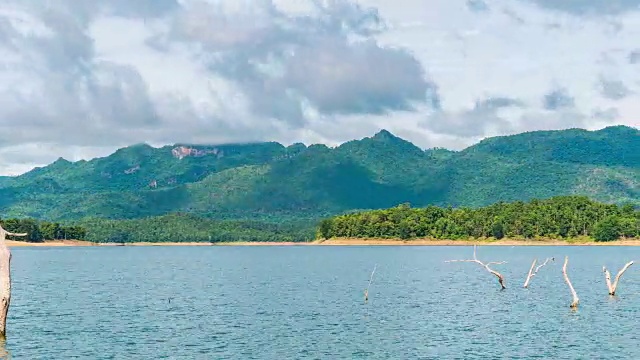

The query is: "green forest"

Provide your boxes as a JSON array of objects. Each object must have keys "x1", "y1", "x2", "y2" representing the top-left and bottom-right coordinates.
[
  {"x1": 0, "y1": 218, "x2": 87, "y2": 242},
  {"x1": 4, "y1": 196, "x2": 639, "y2": 243},
  {"x1": 79, "y1": 214, "x2": 315, "y2": 243},
  {"x1": 318, "y1": 196, "x2": 640, "y2": 242},
  {"x1": 1, "y1": 215, "x2": 314, "y2": 243},
  {"x1": 6, "y1": 196, "x2": 640, "y2": 243}
]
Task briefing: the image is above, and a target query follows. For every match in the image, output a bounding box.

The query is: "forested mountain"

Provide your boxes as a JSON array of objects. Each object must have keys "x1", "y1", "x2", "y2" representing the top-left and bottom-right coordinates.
[{"x1": 0, "y1": 126, "x2": 637, "y2": 223}]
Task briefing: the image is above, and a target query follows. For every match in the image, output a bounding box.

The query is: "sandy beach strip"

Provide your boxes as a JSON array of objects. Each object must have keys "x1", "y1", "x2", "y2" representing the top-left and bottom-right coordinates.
[{"x1": 5, "y1": 237, "x2": 640, "y2": 247}]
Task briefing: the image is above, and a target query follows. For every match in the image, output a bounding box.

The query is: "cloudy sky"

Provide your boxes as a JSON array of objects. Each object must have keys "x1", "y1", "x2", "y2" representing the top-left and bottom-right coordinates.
[{"x1": 0, "y1": 0, "x2": 639, "y2": 175}]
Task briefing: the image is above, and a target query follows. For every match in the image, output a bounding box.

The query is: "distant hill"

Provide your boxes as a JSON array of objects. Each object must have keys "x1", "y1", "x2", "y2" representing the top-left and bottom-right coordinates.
[{"x1": 0, "y1": 125, "x2": 637, "y2": 221}]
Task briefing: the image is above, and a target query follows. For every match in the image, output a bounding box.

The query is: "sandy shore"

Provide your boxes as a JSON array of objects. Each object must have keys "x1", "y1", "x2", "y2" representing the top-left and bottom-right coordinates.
[
  {"x1": 311, "y1": 238, "x2": 640, "y2": 246},
  {"x1": 5, "y1": 237, "x2": 640, "y2": 247},
  {"x1": 5, "y1": 240, "x2": 311, "y2": 247},
  {"x1": 6, "y1": 239, "x2": 98, "y2": 247}
]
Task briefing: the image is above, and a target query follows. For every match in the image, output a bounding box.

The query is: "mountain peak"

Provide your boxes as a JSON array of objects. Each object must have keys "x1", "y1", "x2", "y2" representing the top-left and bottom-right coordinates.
[
  {"x1": 373, "y1": 129, "x2": 397, "y2": 140},
  {"x1": 112, "y1": 143, "x2": 155, "y2": 157},
  {"x1": 336, "y1": 128, "x2": 425, "y2": 157},
  {"x1": 598, "y1": 125, "x2": 639, "y2": 135},
  {"x1": 124, "y1": 143, "x2": 154, "y2": 150},
  {"x1": 53, "y1": 157, "x2": 70, "y2": 164}
]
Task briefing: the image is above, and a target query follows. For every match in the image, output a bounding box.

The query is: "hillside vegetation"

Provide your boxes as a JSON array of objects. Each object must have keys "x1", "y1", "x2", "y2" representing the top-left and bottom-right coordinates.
[
  {"x1": 319, "y1": 196, "x2": 640, "y2": 242},
  {"x1": 0, "y1": 125, "x2": 637, "y2": 242}
]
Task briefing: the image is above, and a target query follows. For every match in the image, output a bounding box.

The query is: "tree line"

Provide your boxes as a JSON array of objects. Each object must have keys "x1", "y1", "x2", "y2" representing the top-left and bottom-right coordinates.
[
  {"x1": 0, "y1": 218, "x2": 87, "y2": 242},
  {"x1": 79, "y1": 213, "x2": 315, "y2": 243},
  {"x1": 0, "y1": 214, "x2": 314, "y2": 243},
  {"x1": 2, "y1": 196, "x2": 637, "y2": 243},
  {"x1": 317, "y1": 196, "x2": 640, "y2": 242}
]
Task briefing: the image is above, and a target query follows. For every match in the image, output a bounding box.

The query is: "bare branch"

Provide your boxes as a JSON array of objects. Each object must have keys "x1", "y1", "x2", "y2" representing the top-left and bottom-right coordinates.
[
  {"x1": 603, "y1": 261, "x2": 634, "y2": 296},
  {"x1": 364, "y1": 264, "x2": 377, "y2": 303},
  {"x1": 4, "y1": 232, "x2": 26, "y2": 237},
  {"x1": 613, "y1": 261, "x2": 633, "y2": 294},
  {"x1": 603, "y1": 266, "x2": 613, "y2": 295},
  {"x1": 535, "y1": 257, "x2": 554, "y2": 273},
  {"x1": 523, "y1": 257, "x2": 554, "y2": 288},
  {"x1": 562, "y1": 256, "x2": 579, "y2": 308},
  {"x1": 444, "y1": 259, "x2": 480, "y2": 263},
  {"x1": 446, "y1": 245, "x2": 507, "y2": 289}
]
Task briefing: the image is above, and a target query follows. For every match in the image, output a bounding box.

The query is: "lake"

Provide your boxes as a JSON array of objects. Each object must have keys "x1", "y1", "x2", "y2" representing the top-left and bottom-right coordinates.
[{"x1": 5, "y1": 245, "x2": 640, "y2": 359}]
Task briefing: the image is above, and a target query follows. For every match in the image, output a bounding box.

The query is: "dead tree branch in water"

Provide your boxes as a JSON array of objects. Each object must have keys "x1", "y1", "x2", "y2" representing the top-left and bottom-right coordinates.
[
  {"x1": 523, "y1": 257, "x2": 554, "y2": 288},
  {"x1": 364, "y1": 264, "x2": 377, "y2": 303},
  {"x1": 445, "y1": 245, "x2": 507, "y2": 289},
  {"x1": 0, "y1": 226, "x2": 27, "y2": 338},
  {"x1": 603, "y1": 261, "x2": 634, "y2": 296},
  {"x1": 562, "y1": 256, "x2": 579, "y2": 309}
]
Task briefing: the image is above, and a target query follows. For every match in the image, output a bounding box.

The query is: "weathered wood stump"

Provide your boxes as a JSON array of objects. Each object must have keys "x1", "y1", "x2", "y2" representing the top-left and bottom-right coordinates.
[
  {"x1": 562, "y1": 256, "x2": 579, "y2": 308},
  {"x1": 603, "y1": 261, "x2": 634, "y2": 296},
  {"x1": 0, "y1": 226, "x2": 27, "y2": 338}
]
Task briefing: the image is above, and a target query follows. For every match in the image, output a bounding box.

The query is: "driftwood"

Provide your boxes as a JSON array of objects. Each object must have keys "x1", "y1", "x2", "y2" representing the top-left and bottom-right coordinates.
[
  {"x1": 446, "y1": 245, "x2": 507, "y2": 289},
  {"x1": 523, "y1": 257, "x2": 554, "y2": 288},
  {"x1": 603, "y1": 261, "x2": 634, "y2": 296},
  {"x1": 561, "y1": 256, "x2": 579, "y2": 308},
  {"x1": 0, "y1": 226, "x2": 27, "y2": 338},
  {"x1": 364, "y1": 264, "x2": 377, "y2": 303}
]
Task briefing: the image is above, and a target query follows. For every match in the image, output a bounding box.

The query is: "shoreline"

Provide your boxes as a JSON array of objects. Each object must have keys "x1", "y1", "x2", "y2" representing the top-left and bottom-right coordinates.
[{"x1": 6, "y1": 237, "x2": 640, "y2": 247}]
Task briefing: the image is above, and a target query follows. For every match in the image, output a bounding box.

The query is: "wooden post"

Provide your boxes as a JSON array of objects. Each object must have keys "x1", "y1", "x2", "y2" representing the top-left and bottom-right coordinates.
[
  {"x1": 446, "y1": 245, "x2": 507, "y2": 289},
  {"x1": 523, "y1": 257, "x2": 554, "y2": 288},
  {"x1": 562, "y1": 256, "x2": 579, "y2": 308},
  {"x1": 603, "y1": 261, "x2": 633, "y2": 296},
  {"x1": 0, "y1": 225, "x2": 27, "y2": 338}
]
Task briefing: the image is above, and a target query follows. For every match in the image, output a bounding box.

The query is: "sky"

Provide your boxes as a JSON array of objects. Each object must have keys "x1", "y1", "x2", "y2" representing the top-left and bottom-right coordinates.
[{"x1": 0, "y1": 0, "x2": 639, "y2": 175}]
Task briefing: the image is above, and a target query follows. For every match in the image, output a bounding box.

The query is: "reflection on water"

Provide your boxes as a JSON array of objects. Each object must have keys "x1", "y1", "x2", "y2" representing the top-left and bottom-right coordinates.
[
  {"x1": 4, "y1": 246, "x2": 640, "y2": 358},
  {"x1": 0, "y1": 337, "x2": 11, "y2": 359}
]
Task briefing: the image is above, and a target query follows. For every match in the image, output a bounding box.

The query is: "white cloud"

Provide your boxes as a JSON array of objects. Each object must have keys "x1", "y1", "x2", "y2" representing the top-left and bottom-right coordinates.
[
  {"x1": 521, "y1": 0, "x2": 640, "y2": 16},
  {"x1": 0, "y1": 0, "x2": 638, "y2": 174}
]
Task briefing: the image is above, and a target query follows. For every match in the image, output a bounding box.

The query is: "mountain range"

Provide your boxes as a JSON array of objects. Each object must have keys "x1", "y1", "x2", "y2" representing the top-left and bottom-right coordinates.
[{"x1": 0, "y1": 125, "x2": 638, "y2": 223}]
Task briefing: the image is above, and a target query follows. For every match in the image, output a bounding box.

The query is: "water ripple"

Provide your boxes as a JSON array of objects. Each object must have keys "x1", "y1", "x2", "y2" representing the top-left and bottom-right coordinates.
[{"x1": 3, "y1": 246, "x2": 640, "y2": 358}]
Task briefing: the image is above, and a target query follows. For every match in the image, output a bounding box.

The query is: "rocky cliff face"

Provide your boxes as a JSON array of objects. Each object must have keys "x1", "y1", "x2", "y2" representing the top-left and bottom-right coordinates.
[{"x1": 171, "y1": 146, "x2": 223, "y2": 160}]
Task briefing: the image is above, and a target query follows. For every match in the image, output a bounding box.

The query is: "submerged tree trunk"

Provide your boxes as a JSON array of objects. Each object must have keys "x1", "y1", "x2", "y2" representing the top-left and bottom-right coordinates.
[
  {"x1": 0, "y1": 226, "x2": 27, "y2": 338},
  {"x1": 364, "y1": 264, "x2": 377, "y2": 303},
  {"x1": 562, "y1": 256, "x2": 579, "y2": 309},
  {"x1": 523, "y1": 259, "x2": 537, "y2": 288},
  {"x1": 523, "y1": 257, "x2": 554, "y2": 288},
  {"x1": 603, "y1": 261, "x2": 634, "y2": 296},
  {"x1": 446, "y1": 245, "x2": 507, "y2": 289}
]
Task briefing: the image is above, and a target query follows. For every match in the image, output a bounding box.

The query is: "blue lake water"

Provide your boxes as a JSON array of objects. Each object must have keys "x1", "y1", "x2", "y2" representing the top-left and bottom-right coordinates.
[{"x1": 4, "y1": 245, "x2": 640, "y2": 359}]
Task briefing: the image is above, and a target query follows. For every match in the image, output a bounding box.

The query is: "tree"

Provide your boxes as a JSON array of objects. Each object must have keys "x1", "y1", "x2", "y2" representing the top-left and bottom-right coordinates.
[
  {"x1": 318, "y1": 219, "x2": 333, "y2": 240},
  {"x1": 593, "y1": 216, "x2": 621, "y2": 242},
  {"x1": 398, "y1": 220, "x2": 411, "y2": 240},
  {"x1": 621, "y1": 203, "x2": 636, "y2": 216},
  {"x1": 491, "y1": 220, "x2": 505, "y2": 240},
  {"x1": 40, "y1": 222, "x2": 61, "y2": 240},
  {"x1": 619, "y1": 218, "x2": 639, "y2": 238},
  {"x1": 108, "y1": 230, "x2": 130, "y2": 244},
  {"x1": 62, "y1": 226, "x2": 87, "y2": 240}
]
